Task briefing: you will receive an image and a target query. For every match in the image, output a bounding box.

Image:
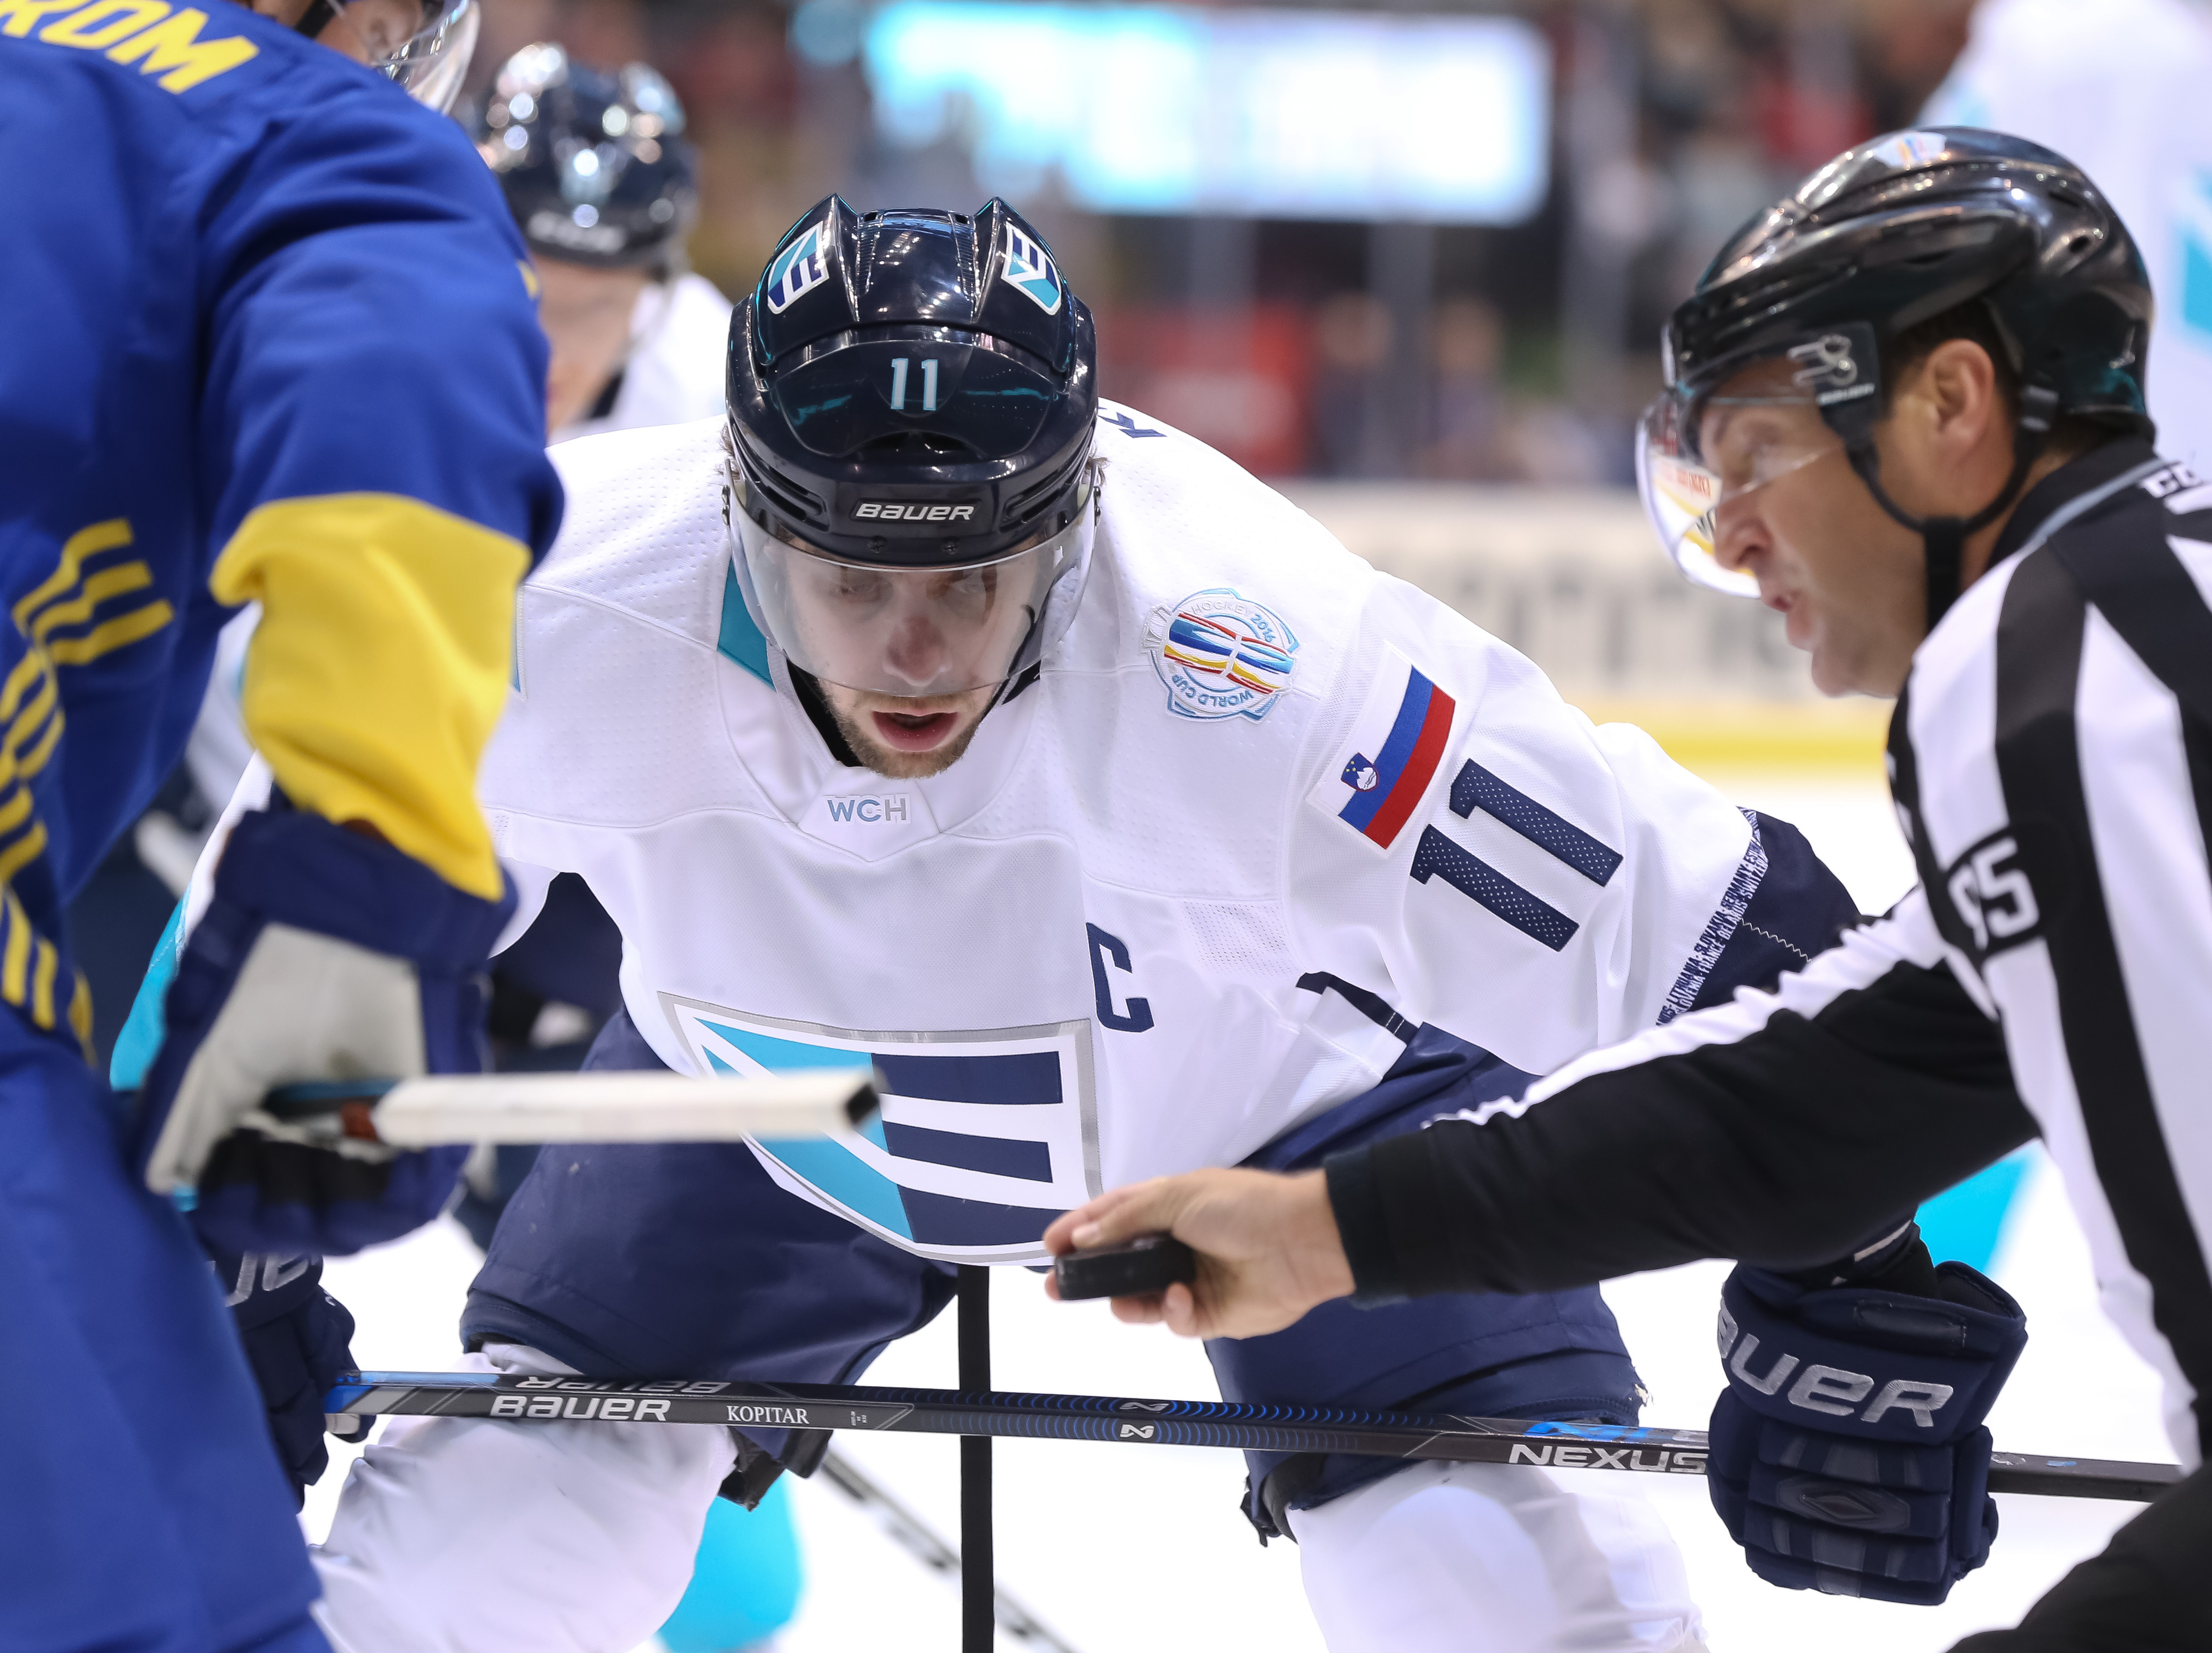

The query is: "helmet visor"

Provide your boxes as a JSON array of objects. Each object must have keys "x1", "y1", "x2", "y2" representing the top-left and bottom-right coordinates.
[
  {"x1": 328, "y1": 0, "x2": 478, "y2": 113},
  {"x1": 1634, "y1": 389, "x2": 1843, "y2": 598},
  {"x1": 729, "y1": 479, "x2": 1096, "y2": 698}
]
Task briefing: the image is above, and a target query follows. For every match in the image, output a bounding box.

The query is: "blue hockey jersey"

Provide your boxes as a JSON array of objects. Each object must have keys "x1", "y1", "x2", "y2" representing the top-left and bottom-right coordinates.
[{"x1": 0, "y1": 0, "x2": 562, "y2": 1055}]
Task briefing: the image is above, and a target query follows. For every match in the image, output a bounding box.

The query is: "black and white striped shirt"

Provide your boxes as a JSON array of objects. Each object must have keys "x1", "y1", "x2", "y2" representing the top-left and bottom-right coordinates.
[{"x1": 1333, "y1": 439, "x2": 2212, "y2": 1476}]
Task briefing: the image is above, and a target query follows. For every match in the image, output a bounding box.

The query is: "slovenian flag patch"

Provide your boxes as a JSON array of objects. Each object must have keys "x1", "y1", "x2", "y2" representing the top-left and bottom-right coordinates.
[{"x1": 1310, "y1": 649, "x2": 1457, "y2": 850}]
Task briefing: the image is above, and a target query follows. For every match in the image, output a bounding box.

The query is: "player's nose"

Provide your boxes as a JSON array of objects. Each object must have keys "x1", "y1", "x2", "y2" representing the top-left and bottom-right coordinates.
[{"x1": 880, "y1": 611, "x2": 949, "y2": 689}]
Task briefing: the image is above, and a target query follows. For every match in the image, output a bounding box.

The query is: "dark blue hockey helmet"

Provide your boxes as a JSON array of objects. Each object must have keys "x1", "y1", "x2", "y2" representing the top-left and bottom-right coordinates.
[
  {"x1": 471, "y1": 44, "x2": 698, "y2": 271},
  {"x1": 724, "y1": 198, "x2": 1100, "y2": 697}
]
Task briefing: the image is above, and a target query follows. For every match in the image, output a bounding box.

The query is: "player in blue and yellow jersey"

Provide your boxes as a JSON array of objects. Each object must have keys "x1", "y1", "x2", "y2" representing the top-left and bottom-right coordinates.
[{"x1": 1, "y1": 0, "x2": 560, "y2": 1647}]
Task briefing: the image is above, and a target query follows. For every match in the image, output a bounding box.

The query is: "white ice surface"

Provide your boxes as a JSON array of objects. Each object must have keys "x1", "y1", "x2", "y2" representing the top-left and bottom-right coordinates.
[{"x1": 305, "y1": 771, "x2": 2174, "y2": 1651}]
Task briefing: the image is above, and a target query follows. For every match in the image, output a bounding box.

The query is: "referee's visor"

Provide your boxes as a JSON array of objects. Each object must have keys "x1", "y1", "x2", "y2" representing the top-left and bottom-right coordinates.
[
  {"x1": 1636, "y1": 379, "x2": 1846, "y2": 599},
  {"x1": 1638, "y1": 327, "x2": 1891, "y2": 597}
]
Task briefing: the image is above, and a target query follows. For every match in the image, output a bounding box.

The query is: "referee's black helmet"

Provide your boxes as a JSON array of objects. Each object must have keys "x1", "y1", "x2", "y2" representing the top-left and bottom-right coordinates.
[{"x1": 1640, "y1": 127, "x2": 2154, "y2": 625}]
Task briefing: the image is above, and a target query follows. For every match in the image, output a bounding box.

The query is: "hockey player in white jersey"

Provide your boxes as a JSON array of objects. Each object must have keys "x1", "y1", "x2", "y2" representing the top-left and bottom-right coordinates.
[
  {"x1": 470, "y1": 42, "x2": 732, "y2": 442},
  {"x1": 304, "y1": 197, "x2": 1868, "y2": 1653}
]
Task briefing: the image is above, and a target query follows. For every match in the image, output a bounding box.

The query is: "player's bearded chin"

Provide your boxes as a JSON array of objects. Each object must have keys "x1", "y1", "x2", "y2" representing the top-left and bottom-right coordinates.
[{"x1": 821, "y1": 683, "x2": 996, "y2": 779}]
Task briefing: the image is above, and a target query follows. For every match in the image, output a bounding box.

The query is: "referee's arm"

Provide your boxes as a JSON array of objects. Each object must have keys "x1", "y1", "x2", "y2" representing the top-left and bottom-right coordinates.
[
  {"x1": 1321, "y1": 888, "x2": 2212, "y2": 1653},
  {"x1": 1326, "y1": 890, "x2": 2037, "y2": 1302}
]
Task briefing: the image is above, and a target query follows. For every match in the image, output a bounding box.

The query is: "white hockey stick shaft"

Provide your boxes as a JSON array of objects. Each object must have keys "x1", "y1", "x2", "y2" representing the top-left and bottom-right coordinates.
[{"x1": 263, "y1": 1069, "x2": 880, "y2": 1146}]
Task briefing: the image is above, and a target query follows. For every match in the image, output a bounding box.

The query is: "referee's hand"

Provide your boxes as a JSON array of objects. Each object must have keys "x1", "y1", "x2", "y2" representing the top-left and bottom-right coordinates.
[{"x1": 1042, "y1": 1168, "x2": 1355, "y2": 1340}]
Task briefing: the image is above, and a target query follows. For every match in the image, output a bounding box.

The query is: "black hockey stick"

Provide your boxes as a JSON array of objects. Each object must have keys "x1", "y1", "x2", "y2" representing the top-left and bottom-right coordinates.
[
  {"x1": 816, "y1": 1448, "x2": 1083, "y2": 1653},
  {"x1": 325, "y1": 1370, "x2": 2181, "y2": 1503}
]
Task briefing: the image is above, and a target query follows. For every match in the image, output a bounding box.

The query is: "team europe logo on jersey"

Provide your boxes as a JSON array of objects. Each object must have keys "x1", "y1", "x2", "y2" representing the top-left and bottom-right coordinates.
[
  {"x1": 764, "y1": 222, "x2": 829, "y2": 314},
  {"x1": 1149, "y1": 588, "x2": 1299, "y2": 722},
  {"x1": 1002, "y1": 225, "x2": 1064, "y2": 315},
  {"x1": 657, "y1": 993, "x2": 1102, "y2": 1264}
]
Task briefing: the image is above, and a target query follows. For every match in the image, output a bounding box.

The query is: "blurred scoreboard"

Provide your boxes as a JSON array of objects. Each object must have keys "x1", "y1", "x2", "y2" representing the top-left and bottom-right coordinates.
[{"x1": 821, "y1": 2, "x2": 1551, "y2": 224}]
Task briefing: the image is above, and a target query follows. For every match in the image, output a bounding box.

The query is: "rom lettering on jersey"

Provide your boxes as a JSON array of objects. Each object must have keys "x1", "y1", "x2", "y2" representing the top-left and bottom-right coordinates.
[{"x1": 18, "y1": 2, "x2": 261, "y2": 95}]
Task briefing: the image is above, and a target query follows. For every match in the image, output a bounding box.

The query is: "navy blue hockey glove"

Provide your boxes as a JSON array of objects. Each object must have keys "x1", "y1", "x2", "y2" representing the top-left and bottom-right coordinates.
[
  {"x1": 212, "y1": 1249, "x2": 366, "y2": 1507},
  {"x1": 1707, "y1": 1244, "x2": 2026, "y2": 1604},
  {"x1": 134, "y1": 802, "x2": 513, "y2": 1256}
]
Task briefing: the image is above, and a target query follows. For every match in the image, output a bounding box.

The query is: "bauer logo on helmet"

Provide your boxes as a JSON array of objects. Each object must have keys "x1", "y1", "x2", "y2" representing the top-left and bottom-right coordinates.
[{"x1": 853, "y1": 502, "x2": 978, "y2": 522}]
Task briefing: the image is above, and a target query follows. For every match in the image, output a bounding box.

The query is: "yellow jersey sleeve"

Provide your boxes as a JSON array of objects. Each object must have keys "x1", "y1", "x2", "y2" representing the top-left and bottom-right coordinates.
[{"x1": 211, "y1": 493, "x2": 529, "y2": 901}]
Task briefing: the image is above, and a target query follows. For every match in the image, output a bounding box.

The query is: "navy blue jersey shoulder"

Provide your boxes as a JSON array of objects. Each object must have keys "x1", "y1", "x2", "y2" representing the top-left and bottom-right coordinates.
[
  {"x1": 1690, "y1": 812, "x2": 1863, "y2": 1014},
  {"x1": 0, "y1": 4, "x2": 559, "y2": 1050}
]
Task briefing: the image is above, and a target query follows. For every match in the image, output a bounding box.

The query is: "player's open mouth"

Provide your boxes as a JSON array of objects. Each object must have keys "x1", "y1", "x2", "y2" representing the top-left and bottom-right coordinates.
[{"x1": 872, "y1": 709, "x2": 959, "y2": 752}]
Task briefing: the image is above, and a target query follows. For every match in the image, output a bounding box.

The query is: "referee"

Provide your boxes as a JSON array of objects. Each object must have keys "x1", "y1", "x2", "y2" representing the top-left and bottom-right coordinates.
[{"x1": 1049, "y1": 128, "x2": 2208, "y2": 1649}]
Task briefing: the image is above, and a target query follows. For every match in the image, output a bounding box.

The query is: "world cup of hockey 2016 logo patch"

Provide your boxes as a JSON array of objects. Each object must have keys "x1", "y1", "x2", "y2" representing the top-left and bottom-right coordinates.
[{"x1": 1148, "y1": 588, "x2": 1299, "y2": 722}]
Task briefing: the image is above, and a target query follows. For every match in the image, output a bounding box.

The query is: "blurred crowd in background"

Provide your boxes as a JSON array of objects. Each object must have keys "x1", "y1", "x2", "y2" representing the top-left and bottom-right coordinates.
[{"x1": 454, "y1": 0, "x2": 1982, "y2": 483}]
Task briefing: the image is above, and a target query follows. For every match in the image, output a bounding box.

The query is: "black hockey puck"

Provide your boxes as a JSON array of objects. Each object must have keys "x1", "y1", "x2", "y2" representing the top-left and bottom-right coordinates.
[{"x1": 1053, "y1": 1233, "x2": 1197, "y2": 1300}]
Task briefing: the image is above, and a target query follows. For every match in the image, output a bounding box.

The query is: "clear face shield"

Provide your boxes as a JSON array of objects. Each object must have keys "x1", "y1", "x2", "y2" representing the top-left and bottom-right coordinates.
[
  {"x1": 1634, "y1": 337, "x2": 1866, "y2": 598},
  {"x1": 726, "y1": 469, "x2": 1098, "y2": 700},
  {"x1": 317, "y1": 0, "x2": 479, "y2": 113}
]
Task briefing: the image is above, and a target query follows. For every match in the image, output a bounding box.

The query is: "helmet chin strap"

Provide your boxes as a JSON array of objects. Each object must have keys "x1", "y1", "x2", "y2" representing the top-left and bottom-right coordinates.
[{"x1": 1842, "y1": 385, "x2": 2059, "y2": 635}]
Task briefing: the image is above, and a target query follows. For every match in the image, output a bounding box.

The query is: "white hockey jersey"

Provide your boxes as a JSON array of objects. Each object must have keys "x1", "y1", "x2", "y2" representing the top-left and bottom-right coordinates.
[
  {"x1": 548, "y1": 271, "x2": 733, "y2": 446},
  {"x1": 1922, "y1": 0, "x2": 2212, "y2": 468},
  {"x1": 481, "y1": 407, "x2": 1770, "y2": 1263}
]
